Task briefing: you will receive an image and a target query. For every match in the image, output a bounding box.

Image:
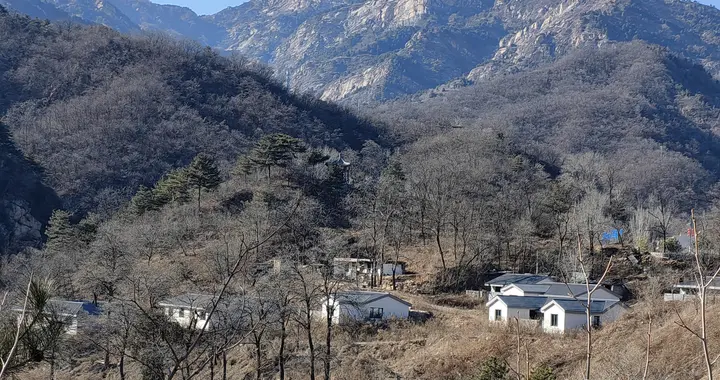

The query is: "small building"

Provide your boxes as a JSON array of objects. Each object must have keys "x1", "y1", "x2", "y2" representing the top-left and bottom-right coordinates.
[
  {"x1": 664, "y1": 276, "x2": 720, "y2": 302},
  {"x1": 485, "y1": 273, "x2": 554, "y2": 298},
  {"x1": 158, "y1": 293, "x2": 215, "y2": 330},
  {"x1": 333, "y1": 258, "x2": 373, "y2": 280},
  {"x1": 14, "y1": 299, "x2": 102, "y2": 335},
  {"x1": 320, "y1": 290, "x2": 411, "y2": 325},
  {"x1": 486, "y1": 295, "x2": 547, "y2": 324},
  {"x1": 381, "y1": 261, "x2": 406, "y2": 276},
  {"x1": 540, "y1": 299, "x2": 627, "y2": 333}
]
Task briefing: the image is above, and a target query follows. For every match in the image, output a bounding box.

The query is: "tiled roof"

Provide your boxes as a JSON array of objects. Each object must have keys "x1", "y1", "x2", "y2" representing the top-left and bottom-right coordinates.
[
  {"x1": 488, "y1": 295, "x2": 549, "y2": 310},
  {"x1": 543, "y1": 299, "x2": 615, "y2": 314},
  {"x1": 335, "y1": 291, "x2": 411, "y2": 306}
]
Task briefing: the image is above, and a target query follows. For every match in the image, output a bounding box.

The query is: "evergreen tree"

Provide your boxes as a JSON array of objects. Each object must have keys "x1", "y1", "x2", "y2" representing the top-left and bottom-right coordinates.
[
  {"x1": 186, "y1": 153, "x2": 222, "y2": 214},
  {"x1": 529, "y1": 365, "x2": 556, "y2": 380},
  {"x1": 45, "y1": 210, "x2": 76, "y2": 255},
  {"x1": 130, "y1": 185, "x2": 158, "y2": 215},
  {"x1": 154, "y1": 168, "x2": 190, "y2": 204},
  {"x1": 475, "y1": 357, "x2": 509, "y2": 380},
  {"x1": 233, "y1": 155, "x2": 255, "y2": 178},
  {"x1": 249, "y1": 134, "x2": 306, "y2": 180}
]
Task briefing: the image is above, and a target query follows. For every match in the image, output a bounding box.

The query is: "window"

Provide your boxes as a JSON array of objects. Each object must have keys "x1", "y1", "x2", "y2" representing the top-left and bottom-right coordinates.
[
  {"x1": 592, "y1": 316, "x2": 601, "y2": 328},
  {"x1": 369, "y1": 307, "x2": 383, "y2": 319},
  {"x1": 550, "y1": 314, "x2": 558, "y2": 327},
  {"x1": 529, "y1": 310, "x2": 540, "y2": 320},
  {"x1": 495, "y1": 309, "x2": 502, "y2": 321}
]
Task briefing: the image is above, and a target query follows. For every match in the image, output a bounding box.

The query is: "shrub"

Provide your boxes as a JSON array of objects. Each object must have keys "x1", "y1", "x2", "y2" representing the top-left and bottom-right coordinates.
[
  {"x1": 530, "y1": 364, "x2": 556, "y2": 380},
  {"x1": 474, "y1": 357, "x2": 509, "y2": 380}
]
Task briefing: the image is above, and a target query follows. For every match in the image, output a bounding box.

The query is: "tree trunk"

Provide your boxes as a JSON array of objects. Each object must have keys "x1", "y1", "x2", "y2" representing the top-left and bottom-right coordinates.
[
  {"x1": 585, "y1": 309, "x2": 592, "y2": 380},
  {"x1": 435, "y1": 226, "x2": 446, "y2": 271},
  {"x1": 324, "y1": 310, "x2": 332, "y2": 380},
  {"x1": 119, "y1": 354, "x2": 125, "y2": 380},
  {"x1": 210, "y1": 347, "x2": 215, "y2": 380},
  {"x1": 256, "y1": 340, "x2": 262, "y2": 380},
  {"x1": 222, "y1": 351, "x2": 227, "y2": 380},
  {"x1": 279, "y1": 322, "x2": 287, "y2": 380},
  {"x1": 304, "y1": 305, "x2": 316, "y2": 380},
  {"x1": 196, "y1": 185, "x2": 202, "y2": 215}
]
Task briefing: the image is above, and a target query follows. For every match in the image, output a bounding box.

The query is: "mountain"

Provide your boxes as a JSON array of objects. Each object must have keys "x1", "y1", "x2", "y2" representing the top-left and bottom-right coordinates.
[
  {"x1": 3, "y1": 0, "x2": 720, "y2": 103},
  {"x1": 43, "y1": 0, "x2": 141, "y2": 33},
  {"x1": 0, "y1": 8, "x2": 382, "y2": 248},
  {"x1": 209, "y1": 0, "x2": 720, "y2": 102},
  {"x1": 108, "y1": 0, "x2": 225, "y2": 44},
  {"x1": 0, "y1": 0, "x2": 77, "y2": 21}
]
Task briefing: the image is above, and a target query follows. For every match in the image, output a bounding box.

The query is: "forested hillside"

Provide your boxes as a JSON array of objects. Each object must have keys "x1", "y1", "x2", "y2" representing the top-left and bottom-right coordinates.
[
  {"x1": 376, "y1": 42, "x2": 720, "y2": 210},
  {"x1": 0, "y1": 6, "x2": 382, "y2": 219}
]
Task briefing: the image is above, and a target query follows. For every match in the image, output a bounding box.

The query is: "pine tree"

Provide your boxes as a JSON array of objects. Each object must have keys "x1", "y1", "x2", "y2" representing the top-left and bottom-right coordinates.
[
  {"x1": 186, "y1": 153, "x2": 222, "y2": 214},
  {"x1": 233, "y1": 155, "x2": 255, "y2": 178},
  {"x1": 130, "y1": 185, "x2": 158, "y2": 215},
  {"x1": 154, "y1": 168, "x2": 190, "y2": 204},
  {"x1": 249, "y1": 134, "x2": 306, "y2": 180},
  {"x1": 45, "y1": 210, "x2": 76, "y2": 255}
]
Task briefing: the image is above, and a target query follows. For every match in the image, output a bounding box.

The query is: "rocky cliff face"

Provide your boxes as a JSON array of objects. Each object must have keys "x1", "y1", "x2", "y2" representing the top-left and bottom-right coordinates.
[
  {"x1": 3, "y1": 0, "x2": 720, "y2": 102},
  {"x1": 0, "y1": 124, "x2": 59, "y2": 255}
]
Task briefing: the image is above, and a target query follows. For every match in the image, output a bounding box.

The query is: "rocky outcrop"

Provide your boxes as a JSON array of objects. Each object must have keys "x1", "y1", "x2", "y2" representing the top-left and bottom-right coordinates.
[
  {"x1": 3, "y1": 0, "x2": 720, "y2": 102},
  {"x1": 0, "y1": 124, "x2": 59, "y2": 255}
]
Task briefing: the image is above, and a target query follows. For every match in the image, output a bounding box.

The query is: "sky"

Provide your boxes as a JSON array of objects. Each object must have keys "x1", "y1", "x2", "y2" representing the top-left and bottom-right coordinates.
[
  {"x1": 153, "y1": 0, "x2": 246, "y2": 15},
  {"x1": 156, "y1": 0, "x2": 720, "y2": 17},
  {"x1": 698, "y1": 0, "x2": 720, "y2": 8}
]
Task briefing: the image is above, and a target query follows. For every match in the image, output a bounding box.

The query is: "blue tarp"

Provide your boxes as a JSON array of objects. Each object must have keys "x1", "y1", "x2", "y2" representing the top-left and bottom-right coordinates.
[{"x1": 602, "y1": 229, "x2": 623, "y2": 243}]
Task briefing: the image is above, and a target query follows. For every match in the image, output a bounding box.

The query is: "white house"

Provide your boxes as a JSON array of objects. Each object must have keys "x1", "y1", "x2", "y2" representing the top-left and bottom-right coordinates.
[
  {"x1": 664, "y1": 276, "x2": 720, "y2": 301},
  {"x1": 486, "y1": 295, "x2": 547, "y2": 324},
  {"x1": 540, "y1": 299, "x2": 627, "y2": 333},
  {"x1": 14, "y1": 299, "x2": 102, "y2": 335},
  {"x1": 158, "y1": 293, "x2": 215, "y2": 330},
  {"x1": 320, "y1": 290, "x2": 411, "y2": 325}
]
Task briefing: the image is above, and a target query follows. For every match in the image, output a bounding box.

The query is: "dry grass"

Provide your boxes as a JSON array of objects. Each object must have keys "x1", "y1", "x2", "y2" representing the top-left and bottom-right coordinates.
[{"x1": 17, "y1": 296, "x2": 720, "y2": 379}]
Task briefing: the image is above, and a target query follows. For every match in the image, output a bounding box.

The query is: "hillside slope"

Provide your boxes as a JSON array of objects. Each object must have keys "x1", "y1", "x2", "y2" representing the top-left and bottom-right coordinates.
[{"x1": 0, "y1": 8, "x2": 382, "y2": 223}]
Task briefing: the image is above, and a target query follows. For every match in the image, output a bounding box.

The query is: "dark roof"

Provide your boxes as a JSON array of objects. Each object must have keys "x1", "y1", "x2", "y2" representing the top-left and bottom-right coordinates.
[
  {"x1": 542, "y1": 299, "x2": 615, "y2": 314},
  {"x1": 158, "y1": 294, "x2": 215, "y2": 310},
  {"x1": 505, "y1": 283, "x2": 620, "y2": 301},
  {"x1": 14, "y1": 299, "x2": 102, "y2": 317},
  {"x1": 487, "y1": 296, "x2": 548, "y2": 310},
  {"x1": 486, "y1": 273, "x2": 552, "y2": 286},
  {"x1": 335, "y1": 291, "x2": 412, "y2": 307}
]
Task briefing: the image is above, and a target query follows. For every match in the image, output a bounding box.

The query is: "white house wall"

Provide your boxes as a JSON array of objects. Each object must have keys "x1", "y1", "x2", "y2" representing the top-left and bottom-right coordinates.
[
  {"x1": 165, "y1": 307, "x2": 211, "y2": 330},
  {"x1": 542, "y1": 304, "x2": 566, "y2": 333},
  {"x1": 488, "y1": 304, "x2": 532, "y2": 322},
  {"x1": 500, "y1": 287, "x2": 525, "y2": 297},
  {"x1": 488, "y1": 302, "x2": 508, "y2": 322},
  {"x1": 562, "y1": 312, "x2": 588, "y2": 331},
  {"x1": 325, "y1": 296, "x2": 410, "y2": 324}
]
